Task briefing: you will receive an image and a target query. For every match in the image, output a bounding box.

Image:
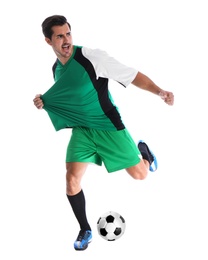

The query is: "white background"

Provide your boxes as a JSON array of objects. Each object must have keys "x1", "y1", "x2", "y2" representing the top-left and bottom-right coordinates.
[{"x1": 1, "y1": 0, "x2": 208, "y2": 259}]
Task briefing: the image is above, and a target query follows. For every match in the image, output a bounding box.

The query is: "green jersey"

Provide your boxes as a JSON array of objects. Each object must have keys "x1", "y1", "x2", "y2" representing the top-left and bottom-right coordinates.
[{"x1": 41, "y1": 45, "x2": 138, "y2": 131}]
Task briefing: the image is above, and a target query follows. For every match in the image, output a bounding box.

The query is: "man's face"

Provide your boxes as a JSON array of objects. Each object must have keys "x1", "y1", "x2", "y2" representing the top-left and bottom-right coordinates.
[{"x1": 45, "y1": 23, "x2": 73, "y2": 64}]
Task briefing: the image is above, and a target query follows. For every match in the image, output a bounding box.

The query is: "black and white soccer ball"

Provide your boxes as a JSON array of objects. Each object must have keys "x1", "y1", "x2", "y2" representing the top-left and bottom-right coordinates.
[{"x1": 97, "y1": 211, "x2": 126, "y2": 241}]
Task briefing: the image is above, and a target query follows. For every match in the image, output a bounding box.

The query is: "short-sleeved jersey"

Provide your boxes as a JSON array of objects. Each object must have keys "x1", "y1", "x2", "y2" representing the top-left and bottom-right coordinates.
[{"x1": 41, "y1": 45, "x2": 138, "y2": 131}]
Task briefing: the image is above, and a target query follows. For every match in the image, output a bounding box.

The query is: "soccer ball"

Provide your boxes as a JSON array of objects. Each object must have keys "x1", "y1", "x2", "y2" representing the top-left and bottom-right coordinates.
[{"x1": 97, "y1": 211, "x2": 126, "y2": 241}]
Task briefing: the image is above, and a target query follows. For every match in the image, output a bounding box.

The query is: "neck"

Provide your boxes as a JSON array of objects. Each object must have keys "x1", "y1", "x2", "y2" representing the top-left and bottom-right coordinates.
[{"x1": 57, "y1": 45, "x2": 74, "y2": 65}]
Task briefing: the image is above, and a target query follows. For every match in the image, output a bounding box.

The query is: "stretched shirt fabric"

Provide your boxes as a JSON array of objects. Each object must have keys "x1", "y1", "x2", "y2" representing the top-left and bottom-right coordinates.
[{"x1": 41, "y1": 45, "x2": 138, "y2": 131}]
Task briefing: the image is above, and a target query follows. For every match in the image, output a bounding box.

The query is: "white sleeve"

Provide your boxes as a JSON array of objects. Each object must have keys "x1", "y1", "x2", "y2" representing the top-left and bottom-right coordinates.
[{"x1": 82, "y1": 47, "x2": 138, "y2": 87}]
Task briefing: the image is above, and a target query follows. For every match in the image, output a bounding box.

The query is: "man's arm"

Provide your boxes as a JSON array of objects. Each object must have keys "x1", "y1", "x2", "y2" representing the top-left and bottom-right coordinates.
[{"x1": 132, "y1": 72, "x2": 174, "y2": 106}]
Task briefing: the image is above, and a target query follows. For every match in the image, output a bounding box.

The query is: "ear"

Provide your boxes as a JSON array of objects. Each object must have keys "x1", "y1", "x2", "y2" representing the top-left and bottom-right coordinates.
[{"x1": 45, "y1": 37, "x2": 52, "y2": 46}]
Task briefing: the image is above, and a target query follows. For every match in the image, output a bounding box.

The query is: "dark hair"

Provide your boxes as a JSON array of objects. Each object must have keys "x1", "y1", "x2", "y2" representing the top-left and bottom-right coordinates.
[{"x1": 41, "y1": 15, "x2": 71, "y2": 39}]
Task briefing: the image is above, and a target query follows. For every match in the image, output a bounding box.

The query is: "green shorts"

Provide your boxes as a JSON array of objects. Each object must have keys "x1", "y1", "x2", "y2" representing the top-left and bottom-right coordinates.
[{"x1": 66, "y1": 127, "x2": 141, "y2": 172}]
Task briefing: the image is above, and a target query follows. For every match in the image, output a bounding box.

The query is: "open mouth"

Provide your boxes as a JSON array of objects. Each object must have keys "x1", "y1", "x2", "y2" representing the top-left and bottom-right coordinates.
[{"x1": 62, "y1": 44, "x2": 70, "y2": 51}]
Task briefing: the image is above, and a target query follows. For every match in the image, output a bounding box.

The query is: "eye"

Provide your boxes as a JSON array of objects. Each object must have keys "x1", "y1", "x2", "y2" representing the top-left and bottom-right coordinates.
[{"x1": 67, "y1": 32, "x2": 71, "y2": 36}]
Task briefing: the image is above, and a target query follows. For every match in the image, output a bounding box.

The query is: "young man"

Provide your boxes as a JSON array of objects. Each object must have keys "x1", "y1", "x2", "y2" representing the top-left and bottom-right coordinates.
[{"x1": 33, "y1": 15, "x2": 174, "y2": 251}]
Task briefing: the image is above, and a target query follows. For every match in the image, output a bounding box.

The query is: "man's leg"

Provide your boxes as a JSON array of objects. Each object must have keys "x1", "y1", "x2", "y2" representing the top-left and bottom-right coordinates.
[
  {"x1": 126, "y1": 140, "x2": 157, "y2": 179},
  {"x1": 66, "y1": 162, "x2": 92, "y2": 250},
  {"x1": 126, "y1": 159, "x2": 149, "y2": 179}
]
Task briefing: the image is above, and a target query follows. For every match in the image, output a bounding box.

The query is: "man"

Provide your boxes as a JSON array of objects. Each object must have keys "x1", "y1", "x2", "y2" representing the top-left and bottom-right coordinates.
[{"x1": 33, "y1": 15, "x2": 174, "y2": 251}]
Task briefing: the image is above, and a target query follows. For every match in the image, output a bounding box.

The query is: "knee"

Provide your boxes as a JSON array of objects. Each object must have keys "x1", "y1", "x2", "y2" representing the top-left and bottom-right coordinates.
[
  {"x1": 133, "y1": 171, "x2": 147, "y2": 180},
  {"x1": 66, "y1": 162, "x2": 87, "y2": 195},
  {"x1": 66, "y1": 170, "x2": 80, "y2": 195},
  {"x1": 126, "y1": 166, "x2": 148, "y2": 180}
]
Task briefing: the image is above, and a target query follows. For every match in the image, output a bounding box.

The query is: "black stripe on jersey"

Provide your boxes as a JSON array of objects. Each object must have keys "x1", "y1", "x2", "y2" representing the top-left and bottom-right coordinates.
[
  {"x1": 52, "y1": 60, "x2": 58, "y2": 80},
  {"x1": 74, "y1": 47, "x2": 125, "y2": 130}
]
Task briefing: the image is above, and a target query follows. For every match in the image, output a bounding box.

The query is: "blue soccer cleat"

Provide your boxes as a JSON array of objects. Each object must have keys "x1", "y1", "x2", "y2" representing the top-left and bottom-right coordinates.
[
  {"x1": 74, "y1": 230, "x2": 92, "y2": 251},
  {"x1": 138, "y1": 140, "x2": 158, "y2": 172}
]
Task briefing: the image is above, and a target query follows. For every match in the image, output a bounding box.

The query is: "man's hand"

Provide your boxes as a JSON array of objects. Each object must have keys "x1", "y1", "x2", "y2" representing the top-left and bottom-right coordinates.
[
  {"x1": 33, "y1": 94, "x2": 44, "y2": 109},
  {"x1": 159, "y1": 90, "x2": 174, "y2": 106}
]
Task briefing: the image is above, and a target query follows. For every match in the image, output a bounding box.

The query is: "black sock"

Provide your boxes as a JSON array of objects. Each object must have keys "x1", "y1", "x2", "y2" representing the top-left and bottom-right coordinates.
[
  {"x1": 138, "y1": 142, "x2": 153, "y2": 165},
  {"x1": 67, "y1": 190, "x2": 91, "y2": 231}
]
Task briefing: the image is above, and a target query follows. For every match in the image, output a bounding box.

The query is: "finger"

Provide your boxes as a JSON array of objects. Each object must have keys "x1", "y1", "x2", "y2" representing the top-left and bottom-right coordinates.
[
  {"x1": 165, "y1": 98, "x2": 174, "y2": 105},
  {"x1": 36, "y1": 103, "x2": 43, "y2": 109},
  {"x1": 164, "y1": 92, "x2": 174, "y2": 105},
  {"x1": 33, "y1": 94, "x2": 42, "y2": 102},
  {"x1": 169, "y1": 94, "x2": 174, "y2": 105},
  {"x1": 34, "y1": 99, "x2": 44, "y2": 109}
]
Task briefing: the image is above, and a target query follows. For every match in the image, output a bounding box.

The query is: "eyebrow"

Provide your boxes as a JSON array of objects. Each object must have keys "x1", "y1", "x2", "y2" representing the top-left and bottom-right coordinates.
[{"x1": 56, "y1": 32, "x2": 71, "y2": 37}]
